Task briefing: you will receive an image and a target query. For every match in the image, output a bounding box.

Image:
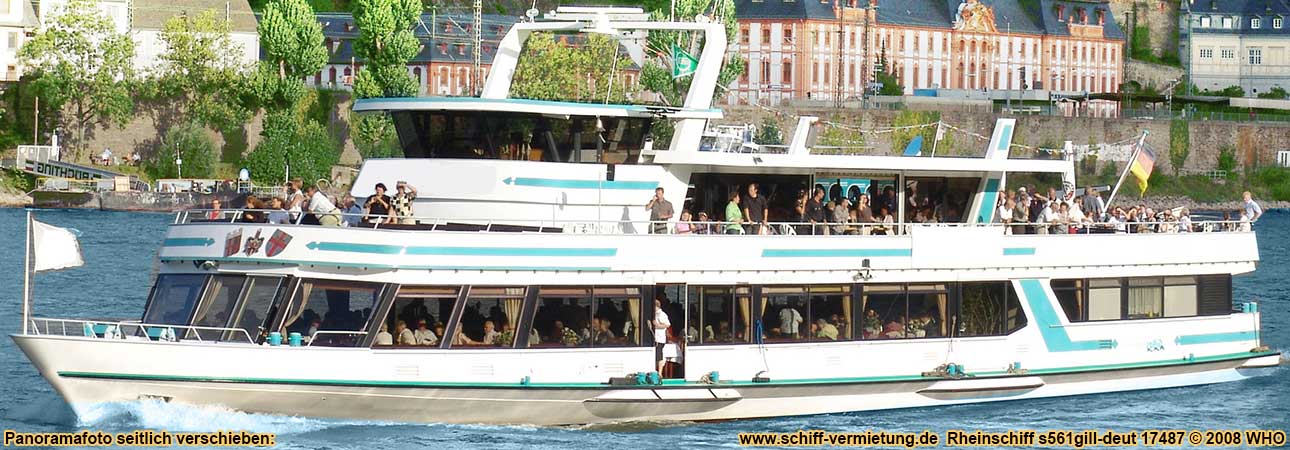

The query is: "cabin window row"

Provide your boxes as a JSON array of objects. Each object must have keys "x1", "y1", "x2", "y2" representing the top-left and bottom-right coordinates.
[{"x1": 1052, "y1": 274, "x2": 1232, "y2": 322}]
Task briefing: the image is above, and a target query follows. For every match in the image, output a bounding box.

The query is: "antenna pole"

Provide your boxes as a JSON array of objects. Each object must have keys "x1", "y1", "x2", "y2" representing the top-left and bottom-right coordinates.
[{"x1": 23, "y1": 210, "x2": 33, "y2": 335}]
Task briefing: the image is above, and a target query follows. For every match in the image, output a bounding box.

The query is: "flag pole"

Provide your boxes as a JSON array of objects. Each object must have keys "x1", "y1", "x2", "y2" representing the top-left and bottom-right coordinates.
[
  {"x1": 1105, "y1": 130, "x2": 1149, "y2": 212},
  {"x1": 22, "y1": 210, "x2": 32, "y2": 335}
]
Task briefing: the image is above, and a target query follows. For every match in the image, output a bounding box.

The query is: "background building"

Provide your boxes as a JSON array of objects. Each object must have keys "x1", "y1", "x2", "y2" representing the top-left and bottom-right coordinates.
[
  {"x1": 0, "y1": 0, "x2": 37, "y2": 82},
  {"x1": 729, "y1": 0, "x2": 1127, "y2": 105},
  {"x1": 1180, "y1": 0, "x2": 1290, "y2": 94},
  {"x1": 132, "y1": 0, "x2": 261, "y2": 73}
]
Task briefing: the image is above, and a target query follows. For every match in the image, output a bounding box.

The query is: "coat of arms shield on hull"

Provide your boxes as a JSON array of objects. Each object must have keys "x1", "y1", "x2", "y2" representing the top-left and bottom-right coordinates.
[
  {"x1": 266, "y1": 230, "x2": 293, "y2": 257},
  {"x1": 224, "y1": 229, "x2": 242, "y2": 257}
]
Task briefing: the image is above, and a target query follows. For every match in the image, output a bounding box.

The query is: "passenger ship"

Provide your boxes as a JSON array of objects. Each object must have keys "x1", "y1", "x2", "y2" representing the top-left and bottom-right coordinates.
[{"x1": 12, "y1": 7, "x2": 1280, "y2": 425}]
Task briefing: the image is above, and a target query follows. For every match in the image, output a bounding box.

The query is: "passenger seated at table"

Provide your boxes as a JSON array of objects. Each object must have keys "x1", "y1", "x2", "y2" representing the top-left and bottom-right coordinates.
[
  {"x1": 374, "y1": 323, "x2": 393, "y2": 346},
  {"x1": 413, "y1": 320, "x2": 438, "y2": 346},
  {"x1": 591, "y1": 318, "x2": 616, "y2": 345},
  {"x1": 883, "y1": 316, "x2": 906, "y2": 339},
  {"x1": 480, "y1": 320, "x2": 501, "y2": 345},
  {"x1": 395, "y1": 320, "x2": 415, "y2": 346},
  {"x1": 814, "y1": 318, "x2": 839, "y2": 340}
]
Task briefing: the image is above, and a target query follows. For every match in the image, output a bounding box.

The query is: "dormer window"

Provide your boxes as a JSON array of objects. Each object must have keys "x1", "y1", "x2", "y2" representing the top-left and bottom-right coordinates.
[
  {"x1": 1275, "y1": 17, "x2": 1284, "y2": 28},
  {"x1": 1200, "y1": 16, "x2": 1211, "y2": 27},
  {"x1": 1222, "y1": 16, "x2": 1233, "y2": 28},
  {"x1": 1056, "y1": 5, "x2": 1065, "y2": 21},
  {"x1": 1096, "y1": 9, "x2": 1105, "y2": 25},
  {"x1": 1253, "y1": 17, "x2": 1262, "y2": 28}
]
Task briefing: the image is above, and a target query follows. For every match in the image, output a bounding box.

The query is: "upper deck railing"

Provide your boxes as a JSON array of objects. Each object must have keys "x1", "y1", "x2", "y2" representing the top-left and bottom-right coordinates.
[{"x1": 173, "y1": 209, "x2": 1251, "y2": 237}]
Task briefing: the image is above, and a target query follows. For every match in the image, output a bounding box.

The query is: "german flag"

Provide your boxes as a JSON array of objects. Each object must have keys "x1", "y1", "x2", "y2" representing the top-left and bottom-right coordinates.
[{"x1": 1129, "y1": 144, "x2": 1156, "y2": 192}]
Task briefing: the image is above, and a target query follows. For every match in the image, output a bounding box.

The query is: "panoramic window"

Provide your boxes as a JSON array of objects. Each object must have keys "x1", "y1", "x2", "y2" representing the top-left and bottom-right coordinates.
[
  {"x1": 955, "y1": 283, "x2": 1004, "y2": 337},
  {"x1": 187, "y1": 275, "x2": 245, "y2": 341},
  {"x1": 527, "y1": 287, "x2": 593, "y2": 347},
  {"x1": 453, "y1": 287, "x2": 523, "y2": 348},
  {"x1": 591, "y1": 287, "x2": 643, "y2": 347},
  {"x1": 142, "y1": 274, "x2": 207, "y2": 326},
  {"x1": 808, "y1": 285, "x2": 852, "y2": 341},
  {"x1": 861, "y1": 284, "x2": 906, "y2": 339},
  {"x1": 761, "y1": 286, "x2": 809, "y2": 342},
  {"x1": 391, "y1": 111, "x2": 653, "y2": 164},
  {"x1": 907, "y1": 284, "x2": 949, "y2": 338},
  {"x1": 380, "y1": 286, "x2": 460, "y2": 347},
  {"x1": 1052, "y1": 279, "x2": 1085, "y2": 322},
  {"x1": 229, "y1": 276, "x2": 284, "y2": 343},
  {"x1": 1088, "y1": 278, "x2": 1123, "y2": 321},
  {"x1": 281, "y1": 280, "x2": 382, "y2": 346},
  {"x1": 692, "y1": 286, "x2": 752, "y2": 344}
]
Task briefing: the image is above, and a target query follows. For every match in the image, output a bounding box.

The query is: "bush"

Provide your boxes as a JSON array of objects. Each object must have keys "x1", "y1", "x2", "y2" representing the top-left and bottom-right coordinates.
[
  {"x1": 353, "y1": 113, "x2": 403, "y2": 159},
  {"x1": 1257, "y1": 87, "x2": 1289, "y2": 100},
  {"x1": 754, "y1": 117, "x2": 783, "y2": 146},
  {"x1": 1217, "y1": 146, "x2": 1237, "y2": 174},
  {"x1": 1169, "y1": 119, "x2": 1189, "y2": 172},
  {"x1": 244, "y1": 112, "x2": 339, "y2": 184},
  {"x1": 150, "y1": 122, "x2": 218, "y2": 179}
]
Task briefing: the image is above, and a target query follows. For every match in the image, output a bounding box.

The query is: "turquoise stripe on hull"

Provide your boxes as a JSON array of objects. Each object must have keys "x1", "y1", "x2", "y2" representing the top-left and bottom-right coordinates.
[
  {"x1": 162, "y1": 238, "x2": 215, "y2": 247},
  {"x1": 159, "y1": 256, "x2": 609, "y2": 272},
  {"x1": 1003, "y1": 247, "x2": 1036, "y2": 256},
  {"x1": 305, "y1": 242, "x2": 617, "y2": 257},
  {"x1": 1018, "y1": 279, "x2": 1117, "y2": 352},
  {"x1": 505, "y1": 177, "x2": 658, "y2": 190},
  {"x1": 1176, "y1": 331, "x2": 1258, "y2": 345},
  {"x1": 761, "y1": 249, "x2": 912, "y2": 258}
]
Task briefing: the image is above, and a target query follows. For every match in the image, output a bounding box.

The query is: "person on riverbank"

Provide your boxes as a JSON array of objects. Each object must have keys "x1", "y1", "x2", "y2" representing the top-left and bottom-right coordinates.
[{"x1": 1243, "y1": 191, "x2": 1263, "y2": 223}]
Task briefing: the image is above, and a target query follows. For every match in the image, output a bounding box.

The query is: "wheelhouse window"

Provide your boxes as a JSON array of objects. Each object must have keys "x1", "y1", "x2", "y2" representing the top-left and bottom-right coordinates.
[
  {"x1": 690, "y1": 286, "x2": 752, "y2": 344},
  {"x1": 380, "y1": 286, "x2": 460, "y2": 347},
  {"x1": 187, "y1": 275, "x2": 245, "y2": 340},
  {"x1": 453, "y1": 286, "x2": 524, "y2": 348},
  {"x1": 1052, "y1": 279, "x2": 1085, "y2": 322},
  {"x1": 390, "y1": 110, "x2": 653, "y2": 164},
  {"x1": 281, "y1": 280, "x2": 383, "y2": 347},
  {"x1": 230, "y1": 276, "x2": 284, "y2": 343},
  {"x1": 142, "y1": 274, "x2": 207, "y2": 325}
]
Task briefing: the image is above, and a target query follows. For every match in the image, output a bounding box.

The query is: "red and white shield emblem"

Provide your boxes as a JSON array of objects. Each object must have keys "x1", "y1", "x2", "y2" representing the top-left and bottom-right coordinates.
[
  {"x1": 266, "y1": 230, "x2": 293, "y2": 257},
  {"x1": 224, "y1": 229, "x2": 242, "y2": 257}
]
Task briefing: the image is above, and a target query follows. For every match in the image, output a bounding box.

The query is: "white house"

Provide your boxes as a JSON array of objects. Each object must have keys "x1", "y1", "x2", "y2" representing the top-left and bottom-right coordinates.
[
  {"x1": 1181, "y1": 0, "x2": 1290, "y2": 94},
  {"x1": 0, "y1": 0, "x2": 37, "y2": 82},
  {"x1": 130, "y1": 0, "x2": 260, "y2": 74}
]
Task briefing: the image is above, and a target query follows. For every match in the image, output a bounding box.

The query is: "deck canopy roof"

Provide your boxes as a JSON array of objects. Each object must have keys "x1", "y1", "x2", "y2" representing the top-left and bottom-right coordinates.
[{"x1": 353, "y1": 97, "x2": 724, "y2": 120}]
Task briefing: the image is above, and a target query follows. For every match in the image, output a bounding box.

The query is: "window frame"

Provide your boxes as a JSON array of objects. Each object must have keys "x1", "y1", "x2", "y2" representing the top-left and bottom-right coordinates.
[
  {"x1": 275, "y1": 278, "x2": 389, "y2": 347},
  {"x1": 140, "y1": 273, "x2": 211, "y2": 327}
]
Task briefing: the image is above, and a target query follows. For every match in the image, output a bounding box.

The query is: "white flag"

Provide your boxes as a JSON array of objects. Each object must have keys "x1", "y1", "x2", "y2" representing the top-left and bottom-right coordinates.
[{"x1": 32, "y1": 219, "x2": 84, "y2": 272}]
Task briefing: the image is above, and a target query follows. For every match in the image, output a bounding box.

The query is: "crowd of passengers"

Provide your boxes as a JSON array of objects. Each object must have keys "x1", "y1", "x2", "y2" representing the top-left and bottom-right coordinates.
[
  {"x1": 370, "y1": 298, "x2": 638, "y2": 348},
  {"x1": 647, "y1": 183, "x2": 969, "y2": 236},
  {"x1": 646, "y1": 183, "x2": 1264, "y2": 235},
  {"x1": 202, "y1": 179, "x2": 420, "y2": 227}
]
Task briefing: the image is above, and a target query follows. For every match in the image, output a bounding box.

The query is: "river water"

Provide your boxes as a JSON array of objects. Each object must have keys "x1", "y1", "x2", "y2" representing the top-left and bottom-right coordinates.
[{"x1": 0, "y1": 208, "x2": 1286, "y2": 449}]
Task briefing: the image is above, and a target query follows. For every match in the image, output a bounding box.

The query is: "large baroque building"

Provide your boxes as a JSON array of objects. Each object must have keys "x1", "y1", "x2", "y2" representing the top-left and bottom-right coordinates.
[
  {"x1": 729, "y1": 0, "x2": 1127, "y2": 105},
  {"x1": 1180, "y1": 0, "x2": 1290, "y2": 94}
]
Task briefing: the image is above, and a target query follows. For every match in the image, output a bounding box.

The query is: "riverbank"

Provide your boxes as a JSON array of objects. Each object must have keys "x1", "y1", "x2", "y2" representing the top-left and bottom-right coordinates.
[
  {"x1": 1132, "y1": 196, "x2": 1289, "y2": 213},
  {"x1": 0, "y1": 191, "x2": 30, "y2": 207}
]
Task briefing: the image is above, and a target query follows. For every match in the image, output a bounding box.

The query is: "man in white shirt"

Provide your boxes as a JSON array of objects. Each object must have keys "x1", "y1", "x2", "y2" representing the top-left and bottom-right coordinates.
[
  {"x1": 778, "y1": 306, "x2": 803, "y2": 338},
  {"x1": 374, "y1": 323, "x2": 393, "y2": 345},
  {"x1": 413, "y1": 320, "x2": 438, "y2": 346},
  {"x1": 306, "y1": 186, "x2": 341, "y2": 227},
  {"x1": 1243, "y1": 191, "x2": 1263, "y2": 223},
  {"x1": 652, "y1": 298, "x2": 670, "y2": 374}
]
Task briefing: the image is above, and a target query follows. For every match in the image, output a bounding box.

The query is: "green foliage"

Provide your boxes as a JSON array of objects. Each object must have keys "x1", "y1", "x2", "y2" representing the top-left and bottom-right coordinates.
[
  {"x1": 150, "y1": 122, "x2": 219, "y2": 179},
  {"x1": 639, "y1": 0, "x2": 745, "y2": 106},
  {"x1": 354, "y1": 114, "x2": 404, "y2": 159},
  {"x1": 1129, "y1": 24, "x2": 1180, "y2": 67},
  {"x1": 0, "y1": 76, "x2": 58, "y2": 149},
  {"x1": 244, "y1": 111, "x2": 339, "y2": 184},
  {"x1": 511, "y1": 33, "x2": 639, "y2": 103},
  {"x1": 816, "y1": 115, "x2": 865, "y2": 149},
  {"x1": 1217, "y1": 146, "x2": 1237, "y2": 174},
  {"x1": 18, "y1": 0, "x2": 135, "y2": 159},
  {"x1": 874, "y1": 52, "x2": 903, "y2": 95},
  {"x1": 1200, "y1": 85, "x2": 1245, "y2": 97},
  {"x1": 754, "y1": 117, "x2": 782, "y2": 146},
  {"x1": 352, "y1": 0, "x2": 421, "y2": 99},
  {"x1": 1251, "y1": 167, "x2": 1290, "y2": 201},
  {"x1": 151, "y1": 9, "x2": 254, "y2": 132},
  {"x1": 255, "y1": 0, "x2": 327, "y2": 109},
  {"x1": 1168, "y1": 119, "x2": 1189, "y2": 173},
  {"x1": 1257, "y1": 87, "x2": 1289, "y2": 99},
  {"x1": 889, "y1": 111, "x2": 942, "y2": 155},
  {"x1": 2, "y1": 167, "x2": 36, "y2": 192}
]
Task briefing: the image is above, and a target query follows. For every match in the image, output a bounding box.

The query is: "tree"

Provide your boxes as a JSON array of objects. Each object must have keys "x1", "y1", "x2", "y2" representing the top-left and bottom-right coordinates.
[
  {"x1": 874, "y1": 52, "x2": 904, "y2": 96},
  {"x1": 1257, "y1": 86, "x2": 1289, "y2": 100},
  {"x1": 18, "y1": 0, "x2": 135, "y2": 160},
  {"x1": 510, "y1": 33, "x2": 637, "y2": 103},
  {"x1": 151, "y1": 9, "x2": 254, "y2": 132},
  {"x1": 246, "y1": 0, "x2": 333, "y2": 183},
  {"x1": 245, "y1": 116, "x2": 339, "y2": 184},
  {"x1": 151, "y1": 122, "x2": 219, "y2": 179},
  {"x1": 639, "y1": 0, "x2": 745, "y2": 107},
  {"x1": 754, "y1": 117, "x2": 782, "y2": 146},
  {"x1": 254, "y1": 0, "x2": 327, "y2": 110},
  {"x1": 351, "y1": 0, "x2": 421, "y2": 159}
]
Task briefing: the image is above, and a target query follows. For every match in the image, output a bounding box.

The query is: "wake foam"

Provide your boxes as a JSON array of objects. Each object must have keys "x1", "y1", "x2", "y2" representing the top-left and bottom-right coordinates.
[{"x1": 70, "y1": 400, "x2": 374, "y2": 435}]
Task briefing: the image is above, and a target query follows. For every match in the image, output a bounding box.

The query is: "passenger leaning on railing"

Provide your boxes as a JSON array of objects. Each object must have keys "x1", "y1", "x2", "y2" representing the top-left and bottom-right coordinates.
[
  {"x1": 645, "y1": 187, "x2": 674, "y2": 234},
  {"x1": 724, "y1": 191, "x2": 744, "y2": 234},
  {"x1": 306, "y1": 186, "x2": 342, "y2": 226}
]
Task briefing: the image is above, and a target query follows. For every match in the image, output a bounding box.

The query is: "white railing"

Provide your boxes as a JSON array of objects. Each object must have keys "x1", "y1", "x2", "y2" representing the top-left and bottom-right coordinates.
[
  {"x1": 307, "y1": 330, "x2": 369, "y2": 347},
  {"x1": 171, "y1": 209, "x2": 1251, "y2": 237},
  {"x1": 27, "y1": 317, "x2": 256, "y2": 344}
]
